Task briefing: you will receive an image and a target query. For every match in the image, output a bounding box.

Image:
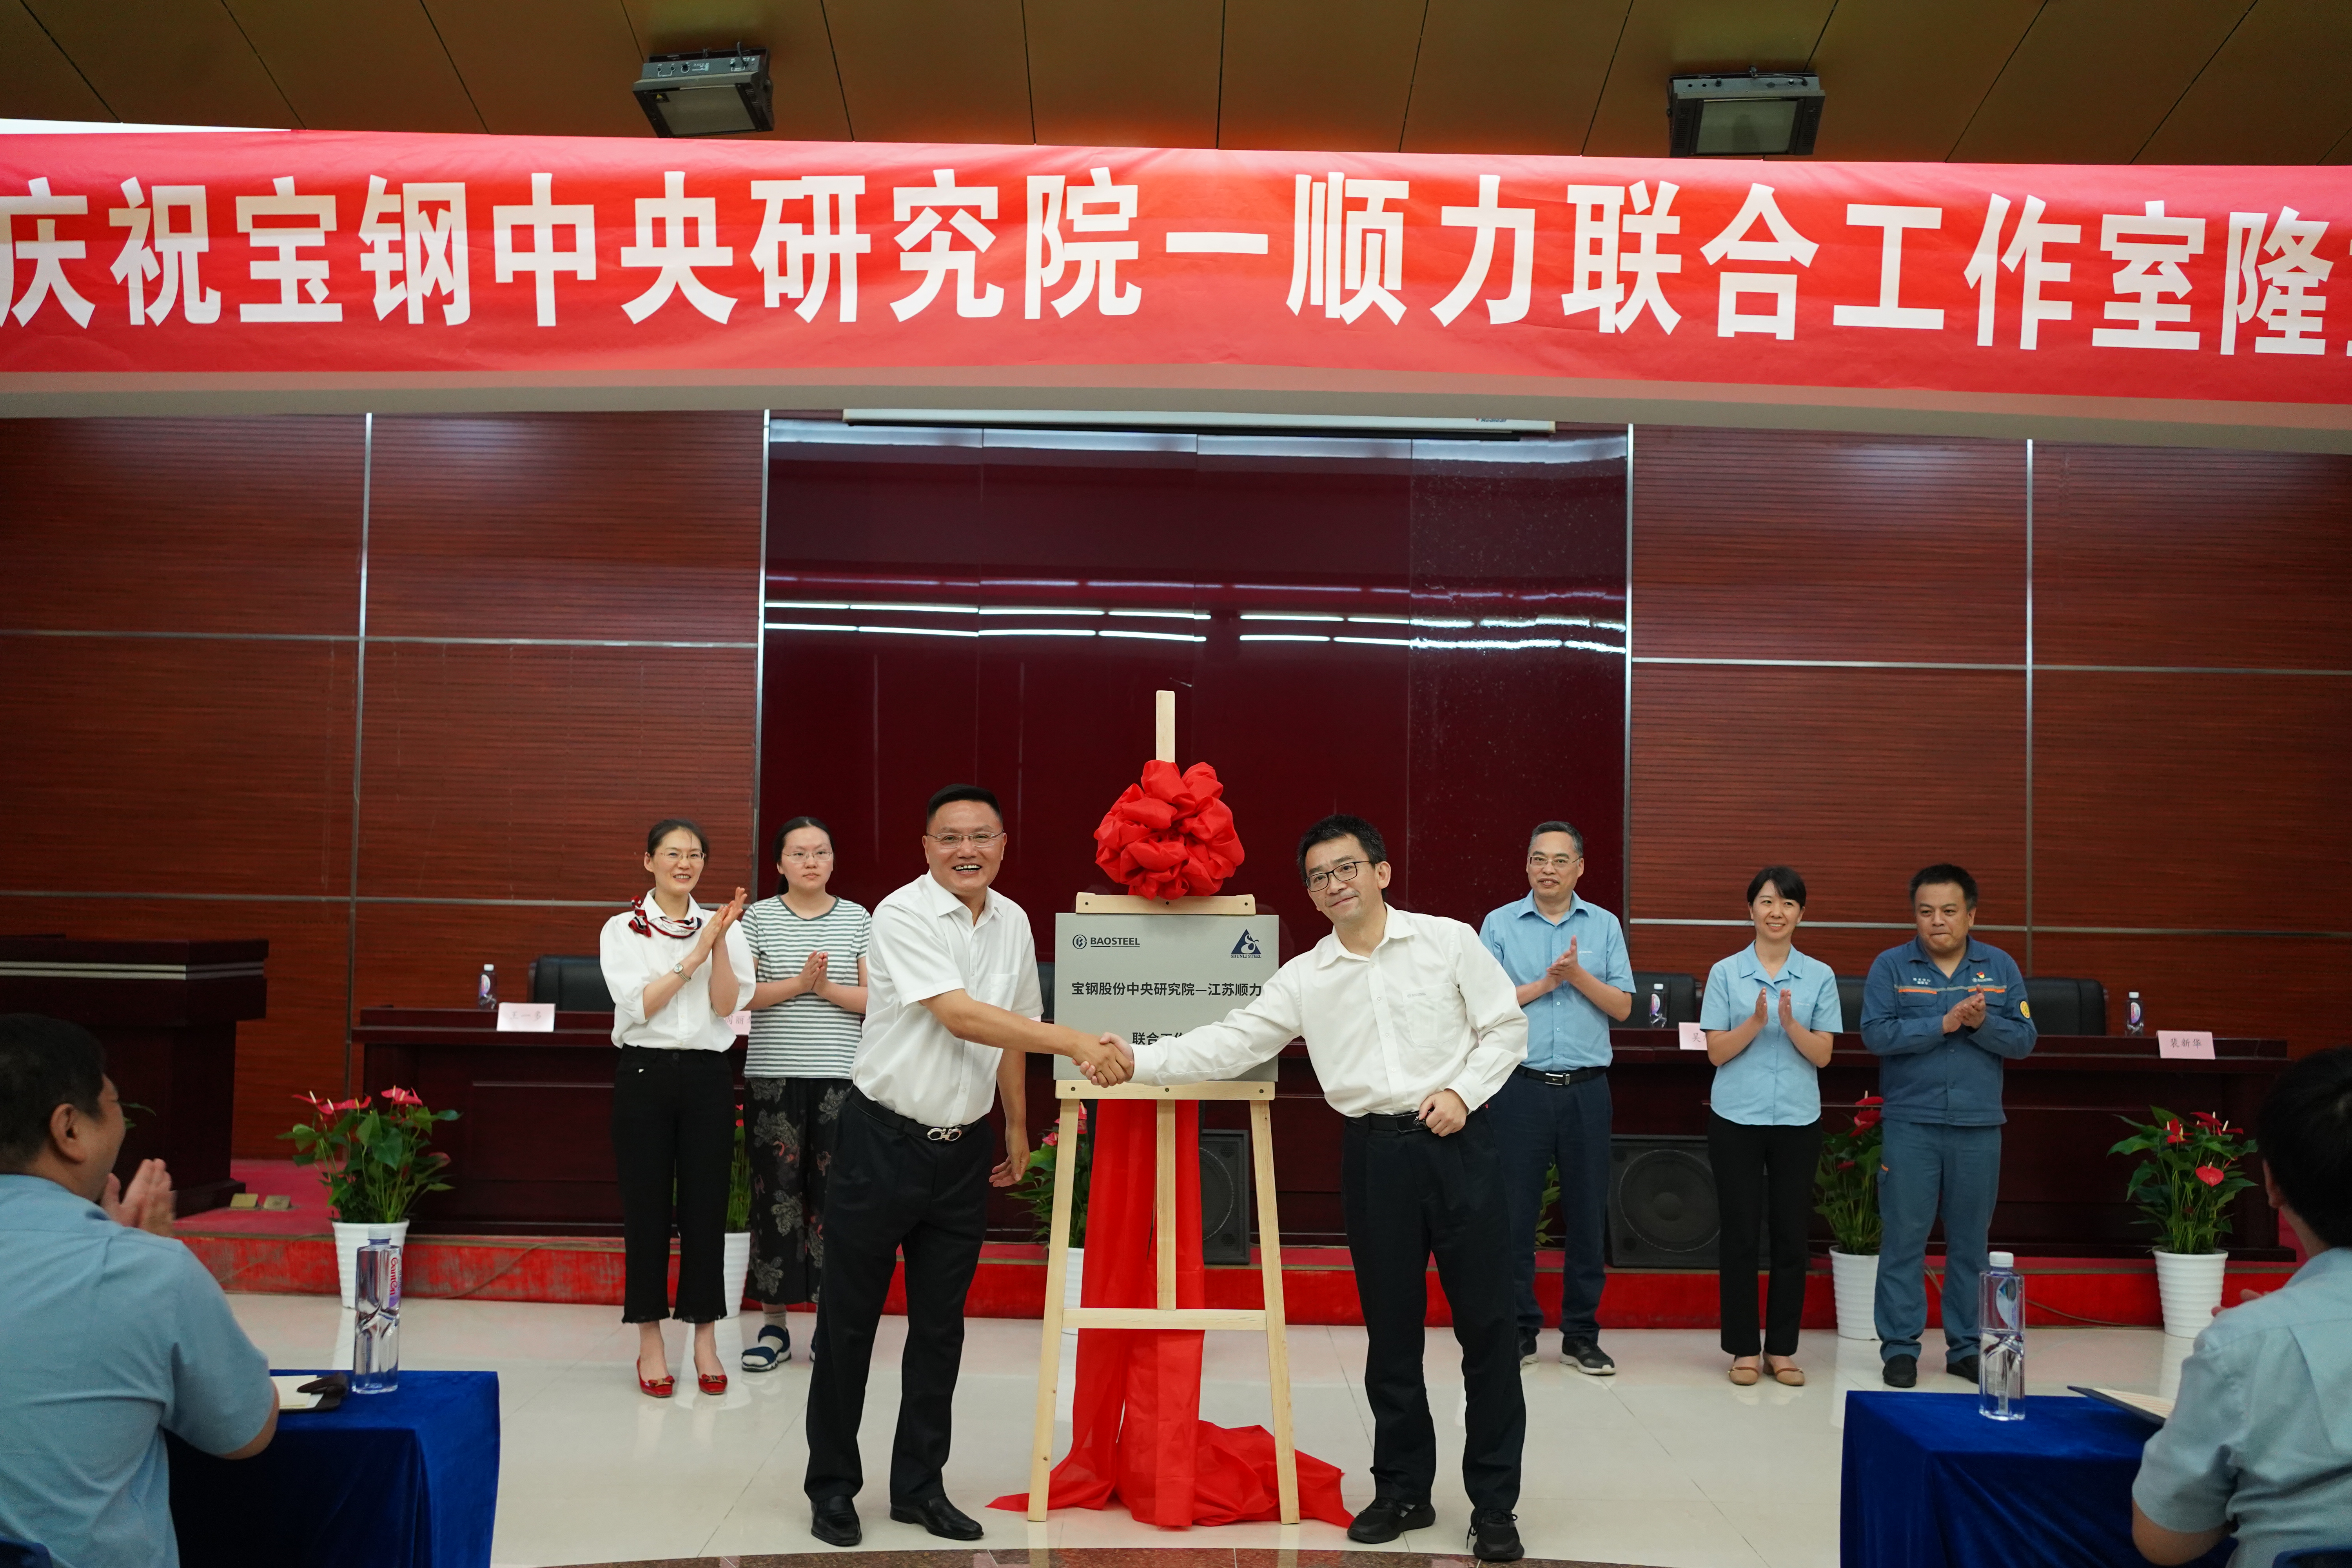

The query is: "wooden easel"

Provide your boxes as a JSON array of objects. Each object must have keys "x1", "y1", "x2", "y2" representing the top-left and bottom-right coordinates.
[{"x1": 1025, "y1": 690, "x2": 1300, "y2": 1525}]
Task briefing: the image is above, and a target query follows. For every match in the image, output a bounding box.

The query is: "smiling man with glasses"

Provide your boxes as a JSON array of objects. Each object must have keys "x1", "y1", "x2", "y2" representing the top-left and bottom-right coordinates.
[
  {"x1": 1114, "y1": 813, "x2": 1531, "y2": 1561},
  {"x1": 802, "y1": 784, "x2": 1131, "y2": 1548},
  {"x1": 1477, "y1": 820, "x2": 1633, "y2": 1377}
]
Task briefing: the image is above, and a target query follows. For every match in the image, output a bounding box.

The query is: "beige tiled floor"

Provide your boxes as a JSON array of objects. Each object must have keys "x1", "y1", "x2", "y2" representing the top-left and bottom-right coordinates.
[{"x1": 225, "y1": 1294, "x2": 2190, "y2": 1568}]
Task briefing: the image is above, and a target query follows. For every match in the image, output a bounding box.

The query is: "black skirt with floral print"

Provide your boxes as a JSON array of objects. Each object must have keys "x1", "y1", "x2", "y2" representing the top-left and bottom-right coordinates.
[{"x1": 745, "y1": 1074, "x2": 849, "y2": 1308}]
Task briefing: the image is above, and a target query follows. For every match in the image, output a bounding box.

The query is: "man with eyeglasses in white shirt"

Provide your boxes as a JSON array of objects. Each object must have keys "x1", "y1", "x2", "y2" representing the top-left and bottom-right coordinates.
[{"x1": 1107, "y1": 814, "x2": 1530, "y2": 1562}]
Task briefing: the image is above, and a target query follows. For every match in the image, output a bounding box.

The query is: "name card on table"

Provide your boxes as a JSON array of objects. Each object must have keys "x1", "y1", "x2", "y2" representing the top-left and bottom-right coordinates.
[
  {"x1": 2158, "y1": 1030, "x2": 2216, "y2": 1060},
  {"x1": 1679, "y1": 1022, "x2": 1708, "y2": 1052},
  {"x1": 495, "y1": 1002, "x2": 555, "y2": 1032},
  {"x1": 726, "y1": 1009, "x2": 751, "y2": 1035}
]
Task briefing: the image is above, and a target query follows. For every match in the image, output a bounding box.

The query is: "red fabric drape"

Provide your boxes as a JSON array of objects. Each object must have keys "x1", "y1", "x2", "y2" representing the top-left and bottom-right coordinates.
[{"x1": 989, "y1": 1099, "x2": 1351, "y2": 1526}]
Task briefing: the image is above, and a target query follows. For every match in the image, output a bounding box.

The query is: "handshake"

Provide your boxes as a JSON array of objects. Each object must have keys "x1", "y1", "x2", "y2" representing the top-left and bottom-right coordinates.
[{"x1": 1070, "y1": 1031, "x2": 1138, "y2": 1088}]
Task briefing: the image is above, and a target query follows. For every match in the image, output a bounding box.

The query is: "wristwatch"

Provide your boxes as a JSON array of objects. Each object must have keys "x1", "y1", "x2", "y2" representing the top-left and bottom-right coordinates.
[{"x1": 671, "y1": 960, "x2": 686, "y2": 975}]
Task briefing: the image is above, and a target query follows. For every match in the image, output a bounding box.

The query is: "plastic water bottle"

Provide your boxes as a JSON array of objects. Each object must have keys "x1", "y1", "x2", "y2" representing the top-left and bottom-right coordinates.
[
  {"x1": 476, "y1": 963, "x2": 497, "y2": 1010},
  {"x1": 1978, "y1": 1250, "x2": 2024, "y2": 1421},
  {"x1": 1648, "y1": 983, "x2": 1668, "y2": 1027},
  {"x1": 2125, "y1": 992, "x2": 2144, "y2": 1036},
  {"x1": 352, "y1": 1230, "x2": 401, "y2": 1394}
]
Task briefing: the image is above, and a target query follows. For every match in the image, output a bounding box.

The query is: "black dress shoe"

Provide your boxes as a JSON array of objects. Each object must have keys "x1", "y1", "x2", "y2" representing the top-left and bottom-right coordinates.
[
  {"x1": 1947, "y1": 1354, "x2": 1982, "y2": 1385},
  {"x1": 890, "y1": 1495, "x2": 983, "y2": 1541},
  {"x1": 809, "y1": 1496, "x2": 860, "y2": 1547},
  {"x1": 1347, "y1": 1497, "x2": 1436, "y2": 1543},
  {"x1": 1517, "y1": 1331, "x2": 1539, "y2": 1367},
  {"x1": 1469, "y1": 1513, "x2": 1525, "y2": 1563},
  {"x1": 1882, "y1": 1353, "x2": 1918, "y2": 1388}
]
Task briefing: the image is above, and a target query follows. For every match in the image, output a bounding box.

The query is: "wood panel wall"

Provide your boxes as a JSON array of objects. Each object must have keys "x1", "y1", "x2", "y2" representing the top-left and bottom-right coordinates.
[
  {"x1": 0, "y1": 412, "x2": 765, "y2": 1154},
  {"x1": 1629, "y1": 428, "x2": 2352, "y2": 1058}
]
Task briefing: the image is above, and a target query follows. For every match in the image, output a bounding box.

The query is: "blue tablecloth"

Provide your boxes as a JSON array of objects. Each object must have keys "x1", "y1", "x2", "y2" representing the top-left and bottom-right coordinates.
[
  {"x1": 169, "y1": 1370, "x2": 498, "y2": 1568},
  {"x1": 1842, "y1": 1392, "x2": 2232, "y2": 1568}
]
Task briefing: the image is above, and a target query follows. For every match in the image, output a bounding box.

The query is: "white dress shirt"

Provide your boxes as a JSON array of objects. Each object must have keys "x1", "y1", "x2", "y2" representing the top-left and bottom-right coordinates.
[
  {"x1": 1131, "y1": 907, "x2": 1528, "y2": 1116},
  {"x1": 855, "y1": 873, "x2": 1044, "y2": 1127},
  {"x1": 598, "y1": 893, "x2": 756, "y2": 1051}
]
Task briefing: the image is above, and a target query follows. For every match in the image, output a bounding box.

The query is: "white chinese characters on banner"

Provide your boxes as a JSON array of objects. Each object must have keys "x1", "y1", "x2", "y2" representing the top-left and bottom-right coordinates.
[
  {"x1": 1698, "y1": 183, "x2": 1816, "y2": 340},
  {"x1": 2, "y1": 177, "x2": 96, "y2": 328},
  {"x1": 1430, "y1": 175, "x2": 1533, "y2": 327},
  {"x1": 1287, "y1": 173, "x2": 1409, "y2": 324},
  {"x1": 748, "y1": 176, "x2": 867, "y2": 322},
  {"x1": 2222, "y1": 207, "x2": 2330, "y2": 357},
  {"x1": 1560, "y1": 181, "x2": 1682, "y2": 335},
  {"x1": 2094, "y1": 200, "x2": 2205, "y2": 350},
  {"x1": 492, "y1": 173, "x2": 595, "y2": 328},
  {"x1": 236, "y1": 176, "x2": 339, "y2": 323},
  {"x1": 1025, "y1": 167, "x2": 1140, "y2": 319},
  {"x1": 1964, "y1": 194, "x2": 2080, "y2": 350},
  {"x1": 619, "y1": 171, "x2": 735, "y2": 324},
  {"x1": 893, "y1": 169, "x2": 1002, "y2": 321},
  {"x1": 1834, "y1": 204, "x2": 1943, "y2": 330},
  {"x1": 358, "y1": 178, "x2": 470, "y2": 326}
]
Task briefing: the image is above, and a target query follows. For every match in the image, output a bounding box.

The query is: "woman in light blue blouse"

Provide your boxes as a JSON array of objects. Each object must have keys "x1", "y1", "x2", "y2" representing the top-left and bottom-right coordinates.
[{"x1": 1702, "y1": 866, "x2": 1843, "y2": 1387}]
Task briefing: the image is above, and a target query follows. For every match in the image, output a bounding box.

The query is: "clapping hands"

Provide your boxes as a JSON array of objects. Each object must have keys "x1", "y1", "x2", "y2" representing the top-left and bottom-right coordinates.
[
  {"x1": 1545, "y1": 937, "x2": 1584, "y2": 993},
  {"x1": 1945, "y1": 990, "x2": 1989, "y2": 1033},
  {"x1": 103, "y1": 1158, "x2": 176, "y2": 1237}
]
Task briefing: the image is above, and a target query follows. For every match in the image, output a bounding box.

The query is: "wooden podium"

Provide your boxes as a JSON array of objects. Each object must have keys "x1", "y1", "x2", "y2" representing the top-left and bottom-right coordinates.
[{"x1": 0, "y1": 936, "x2": 265, "y2": 1215}]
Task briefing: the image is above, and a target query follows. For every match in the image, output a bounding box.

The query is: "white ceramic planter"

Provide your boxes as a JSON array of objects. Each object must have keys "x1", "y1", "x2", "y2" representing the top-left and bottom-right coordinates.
[
  {"x1": 2154, "y1": 1248, "x2": 2229, "y2": 1338},
  {"x1": 722, "y1": 1231, "x2": 752, "y2": 1319},
  {"x1": 1829, "y1": 1248, "x2": 1880, "y2": 1341},
  {"x1": 331, "y1": 1220, "x2": 408, "y2": 1308}
]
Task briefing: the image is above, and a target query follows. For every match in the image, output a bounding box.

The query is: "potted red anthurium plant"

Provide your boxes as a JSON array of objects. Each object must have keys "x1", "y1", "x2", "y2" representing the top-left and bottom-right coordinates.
[
  {"x1": 283, "y1": 1087, "x2": 458, "y2": 1307},
  {"x1": 1814, "y1": 1095, "x2": 1884, "y2": 1340},
  {"x1": 2109, "y1": 1107, "x2": 2258, "y2": 1337}
]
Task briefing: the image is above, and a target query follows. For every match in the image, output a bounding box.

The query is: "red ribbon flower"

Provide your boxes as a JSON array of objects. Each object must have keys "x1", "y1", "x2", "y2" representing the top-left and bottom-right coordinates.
[
  {"x1": 383, "y1": 1086, "x2": 424, "y2": 1107},
  {"x1": 2194, "y1": 1165, "x2": 2226, "y2": 1187},
  {"x1": 1093, "y1": 759, "x2": 1245, "y2": 900}
]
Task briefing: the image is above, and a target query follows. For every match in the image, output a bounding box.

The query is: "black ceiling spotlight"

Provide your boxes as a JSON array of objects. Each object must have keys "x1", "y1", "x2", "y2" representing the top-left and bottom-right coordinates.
[
  {"x1": 1668, "y1": 70, "x2": 1824, "y2": 156},
  {"x1": 633, "y1": 45, "x2": 773, "y2": 137}
]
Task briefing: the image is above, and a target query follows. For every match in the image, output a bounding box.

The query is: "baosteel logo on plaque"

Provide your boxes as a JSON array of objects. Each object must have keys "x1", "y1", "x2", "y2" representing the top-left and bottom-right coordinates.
[{"x1": 1051, "y1": 911, "x2": 1280, "y2": 1082}]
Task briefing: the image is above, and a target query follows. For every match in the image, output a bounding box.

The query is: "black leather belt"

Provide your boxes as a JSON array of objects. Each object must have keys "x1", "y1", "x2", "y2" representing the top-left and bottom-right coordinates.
[
  {"x1": 1516, "y1": 1064, "x2": 1606, "y2": 1087},
  {"x1": 1349, "y1": 1110, "x2": 1438, "y2": 1136},
  {"x1": 851, "y1": 1086, "x2": 984, "y2": 1143}
]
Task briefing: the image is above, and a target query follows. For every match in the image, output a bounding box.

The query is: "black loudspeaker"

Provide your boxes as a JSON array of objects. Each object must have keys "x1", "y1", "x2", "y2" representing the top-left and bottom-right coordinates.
[
  {"x1": 1608, "y1": 1134, "x2": 1729, "y2": 1268},
  {"x1": 1198, "y1": 1128, "x2": 1251, "y2": 1264}
]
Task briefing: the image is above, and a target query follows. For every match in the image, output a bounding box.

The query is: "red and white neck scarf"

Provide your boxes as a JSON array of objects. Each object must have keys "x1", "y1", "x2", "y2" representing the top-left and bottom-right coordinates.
[{"x1": 628, "y1": 891, "x2": 703, "y2": 939}]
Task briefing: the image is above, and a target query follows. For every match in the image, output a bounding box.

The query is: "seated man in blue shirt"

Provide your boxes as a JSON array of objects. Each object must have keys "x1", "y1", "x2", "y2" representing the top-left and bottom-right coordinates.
[
  {"x1": 1479, "y1": 820, "x2": 1633, "y2": 1375},
  {"x1": 0, "y1": 1013, "x2": 277, "y2": 1568},
  {"x1": 2133, "y1": 1046, "x2": 2352, "y2": 1568},
  {"x1": 1859, "y1": 864, "x2": 2035, "y2": 1389}
]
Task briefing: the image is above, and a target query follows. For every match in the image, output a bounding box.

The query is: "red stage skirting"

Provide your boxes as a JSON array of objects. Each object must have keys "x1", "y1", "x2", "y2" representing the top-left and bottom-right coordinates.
[{"x1": 180, "y1": 1230, "x2": 2293, "y2": 1330}]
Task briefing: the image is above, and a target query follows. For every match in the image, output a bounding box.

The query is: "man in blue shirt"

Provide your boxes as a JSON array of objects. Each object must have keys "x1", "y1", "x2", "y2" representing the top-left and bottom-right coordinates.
[
  {"x1": 0, "y1": 1014, "x2": 277, "y2": 1568},
  {"x1": 1479, "y1": 820, "x2": 1633, "y2": 1375},
  {"x1": 2133, "y1": 1045, "x2": 2352, "y2": 1568},
  {"x1": 1859, "y1": 864, "x2": 2035, "y2": 1389}
]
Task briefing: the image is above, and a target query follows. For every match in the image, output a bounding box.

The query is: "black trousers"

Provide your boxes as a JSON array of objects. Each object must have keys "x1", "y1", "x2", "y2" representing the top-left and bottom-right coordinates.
[
  {"x1": 1491, "y1": 1067, "x2": 1613, "y2": 1339},
  {"x1": 611, "y1": 1045, "x2": 735, "y2": 1325},
  {"x1": 804, "y1": 1089, "x2": 991, "y2": 1507},
  {"x1": 1342, "y1": 1109, "x2": 1524, "y2": 1517},
  {"x1": 1706, "y1": 1111, "x2": 1824, "y2": 1357}
]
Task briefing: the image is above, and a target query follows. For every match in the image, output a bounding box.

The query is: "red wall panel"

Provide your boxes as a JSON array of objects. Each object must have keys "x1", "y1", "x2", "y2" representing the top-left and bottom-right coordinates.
[
  {"x1": 1632, "y1": 426, "x2": 2026, "y2": 666},
  {"x1": 0, "y1": 416, "x2": 363, "y2": 635},
  {"x1": 353, "y1": 902, "x2": 630, "y2": 1021},
  {"x1": 367, "y1": 412, "x2": 764, "y2": 643},
  {"x1": 2029, "y1": 933, "x2": 2347, "y2": 1060}
]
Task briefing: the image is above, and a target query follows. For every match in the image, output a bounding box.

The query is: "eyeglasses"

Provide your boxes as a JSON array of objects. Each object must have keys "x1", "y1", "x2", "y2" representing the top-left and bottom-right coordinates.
[
  {"x1": 1304, "y1": 858, "x2": 1367, "y2": 893},
  {"x1": 926, "y1": 831, "x2": 1004, "y2": 851},
  {"x1": 781, "y1": 849, "x2": 835, "y2": 863},
  {"x1": 1527, "y1": 854, "x2": 1581, "y2": 870},
  {"x1": 655, "y1": 848, "x2": 706, "y2": 864}
]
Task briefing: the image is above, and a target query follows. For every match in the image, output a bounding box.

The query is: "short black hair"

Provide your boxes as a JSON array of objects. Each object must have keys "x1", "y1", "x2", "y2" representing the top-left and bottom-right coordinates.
[
  {"x1": 1909, "y1": 863, "x2": 1978, "y2": 909},
  {"x1": 1297, "y1": 814, "x2": 1386, "y2": 877},
  {"x1": 646, "y1": 818, "x2": 710, "y2": 857},
  {"x1": 2261, "y1": 1046, "x2": 2352, "y2": 1249},
  {"x1": 1748, "y1": 865, "x2": 1807, "y2": 907},
  {"x1": 0, "y1": 1014, "x2": 107, "y2": 1170},
  {"x1": 1530, "y1": 820, "x2": 1585, "y2": 856},
  {"x1": 925, "y1": 784, "x2": 1001, "y2": 826},
  {"x1": 770, "y1": 815, "x2": 834, "y2": 864}
]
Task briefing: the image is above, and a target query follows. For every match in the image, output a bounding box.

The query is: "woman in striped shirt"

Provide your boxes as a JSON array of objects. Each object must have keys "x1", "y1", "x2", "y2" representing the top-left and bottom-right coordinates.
[{"x1": 737, "y1": 815, "x2": 870, "y2": 1370}]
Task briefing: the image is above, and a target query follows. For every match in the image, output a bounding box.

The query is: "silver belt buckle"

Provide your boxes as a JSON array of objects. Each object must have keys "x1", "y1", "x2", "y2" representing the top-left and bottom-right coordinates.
[{"x1": 926, "y1": 1125, "x2": 962, "y2": 1142}]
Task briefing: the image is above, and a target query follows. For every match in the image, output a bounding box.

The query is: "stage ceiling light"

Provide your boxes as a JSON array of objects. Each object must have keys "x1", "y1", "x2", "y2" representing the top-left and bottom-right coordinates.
[
  {"x1": 632, "y1": 46, "x2": 772, "y2": 137},
  {"x1": 1668, "y1": 71, "x2": 1823, "y2": 157}
]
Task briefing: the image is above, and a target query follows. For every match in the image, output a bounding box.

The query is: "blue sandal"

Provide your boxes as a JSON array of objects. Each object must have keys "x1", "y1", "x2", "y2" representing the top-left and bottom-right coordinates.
[{"x1": 741, "y1": 1324, "x2": 789, "y2": 1372}]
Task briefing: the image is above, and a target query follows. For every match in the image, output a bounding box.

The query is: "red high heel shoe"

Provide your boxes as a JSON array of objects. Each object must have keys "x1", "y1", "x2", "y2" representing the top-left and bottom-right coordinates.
[
  {"x1": 637, "y1": 1365, "x2": 675, "y2": 1398},
  {"x1": 697, "y1": 1371, "x2": 728, "y2": 1395}
]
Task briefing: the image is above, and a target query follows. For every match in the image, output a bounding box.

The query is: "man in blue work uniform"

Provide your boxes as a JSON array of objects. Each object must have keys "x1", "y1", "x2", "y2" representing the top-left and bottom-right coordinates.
[
  {"x1": 1859, "y1": 863, "x2": 2036, "y2": 1388},
  {"x1": 1480, "y1": 820, "x2": 1633, "y2": 1374}
]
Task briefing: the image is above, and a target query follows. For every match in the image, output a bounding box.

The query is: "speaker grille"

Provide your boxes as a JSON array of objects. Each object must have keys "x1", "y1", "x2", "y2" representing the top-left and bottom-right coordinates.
[
  {"x1": 1199, "y1": 1128, "x2": 1250, "y2": 1265},
  {"x1": 1608, "y1": 1136, "x2": 1723, "y2": 1267}
]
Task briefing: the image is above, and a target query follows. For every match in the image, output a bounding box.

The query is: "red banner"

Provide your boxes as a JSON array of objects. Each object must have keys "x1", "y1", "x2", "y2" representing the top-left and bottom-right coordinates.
[{"x1": 2, "y1": 130, "x2": 2348, "y2": 409}]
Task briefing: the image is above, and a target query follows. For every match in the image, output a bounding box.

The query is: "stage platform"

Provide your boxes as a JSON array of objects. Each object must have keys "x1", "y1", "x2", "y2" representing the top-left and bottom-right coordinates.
[{"x1": 183, "y1": 1162, "x2": 2295, "y2": 1328}]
